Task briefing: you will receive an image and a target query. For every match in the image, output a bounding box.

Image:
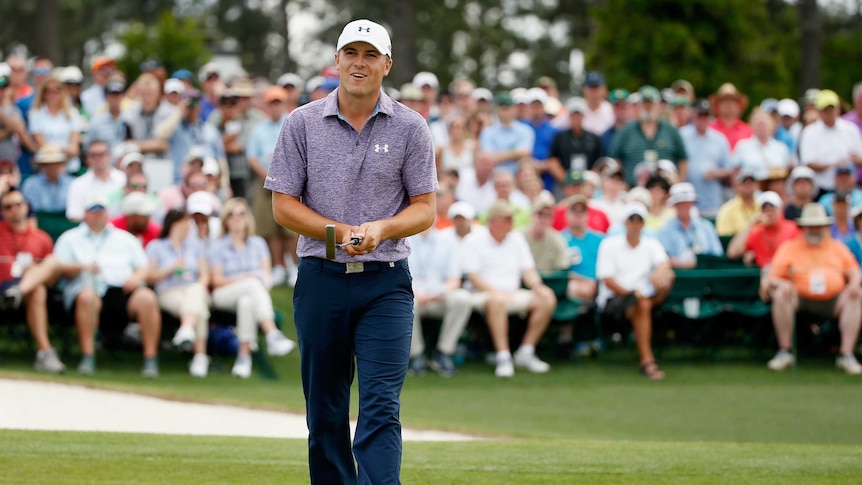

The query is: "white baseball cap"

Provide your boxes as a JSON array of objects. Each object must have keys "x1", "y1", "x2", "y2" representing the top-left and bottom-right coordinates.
[
  {"x1": 277, "y1": 73, "x2": 304, "y2": 91},
  {"x1": 668, "y1": 182, "x2": 698, "y2": 205},
  {"x1": 789, "y1": 165, "x2": 816, "y2": 183},
  {"x1": 186, "y1": 191, "x2": 214, "y2": 216},
  {"x1": 120, "y1": 152, "x2": 145, "y2": 170},
  {"x1": 336, "y1": 19, "x2": 392, "y2": 58},
  {"x1": 163, "y1": 78, "x2": 186, "y2": 95},
  {"x1": 566, "y1": 96, "x2": 588, "y2": 114},
  {"x1": 623, "y1": 202, "x2": 648, "y2": 221},
  {"x1": 472, "y1": 87, "x2": 493, "y2": 102},
  {"x1": 202, "y1": 157, "x2": 220, "y2": 176},
  {"x1": 777, "y1": 98, "x2": 800, "y2": 118},
  {"x1": 122, "y1": 192, "x2": 155, "y2": 216},
  {"x1": 758, "y1": 191, "x2": 784, "y2": 209},
  {"x1": 412, "y1": 71, "x2": 438, "y2": 89},
  {"x1": 448, "y1": 201, "x2": 476, "y2": 220},
  {"x1": 525, "y1": 87, "x2": 548, "y2": 105}
]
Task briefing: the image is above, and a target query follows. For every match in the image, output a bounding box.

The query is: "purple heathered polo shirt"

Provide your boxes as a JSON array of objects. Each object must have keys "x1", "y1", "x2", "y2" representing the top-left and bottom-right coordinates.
[{"x1": 264, "y1": 89, "x2": 437, "y2": 263}]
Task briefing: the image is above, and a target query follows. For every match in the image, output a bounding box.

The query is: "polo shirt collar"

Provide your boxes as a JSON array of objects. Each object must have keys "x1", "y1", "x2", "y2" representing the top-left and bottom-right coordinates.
[{"x1": 323, "y1": 88, "x2": 391, "y2": 120}]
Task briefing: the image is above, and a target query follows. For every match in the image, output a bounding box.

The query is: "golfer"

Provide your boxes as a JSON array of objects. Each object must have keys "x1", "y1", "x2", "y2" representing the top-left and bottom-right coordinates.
[{"x1": 265, "y1": 19, "x2": 437, "y2": 485}]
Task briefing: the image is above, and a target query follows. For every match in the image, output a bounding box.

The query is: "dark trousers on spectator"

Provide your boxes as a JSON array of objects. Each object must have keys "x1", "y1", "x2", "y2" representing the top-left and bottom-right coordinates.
[{"x1": 293, "y1": 257, "x2": 413, "y2": 485}]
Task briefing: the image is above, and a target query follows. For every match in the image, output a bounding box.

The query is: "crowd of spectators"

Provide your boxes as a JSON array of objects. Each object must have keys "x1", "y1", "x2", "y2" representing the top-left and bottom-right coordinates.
[{"x1": 2, "y1": 53, "x2": 862, "y2": 380}]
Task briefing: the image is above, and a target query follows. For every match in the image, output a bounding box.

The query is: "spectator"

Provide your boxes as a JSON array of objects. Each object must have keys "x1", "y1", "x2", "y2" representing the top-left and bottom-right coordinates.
[
  {"x1": 463, "y1": 200, "x2": 556, "y2": 377},
  {"x1": 776, "y1": 98, "x2": 802, "y2": 150},
  {"x1": 80, "y1": 56, "x2": 116, "y2": 118},
  {"x1": 110, "y1": 192, "x2": 161, "y2": 247},
  {"x1": 456, "y1": 150, "x2": 496, "y2": 214},
  {"x1": 715, "y1": 169, "x2": 760, "y2": 236},
  {"x1": 581, "y1": 71, "x2": 615, "y2": 135},
  {"x1": 658, "y1": 182, "x2": 723, "y2": 268},
  {"x1": 733, "y1": 110, "x2": 791, "y2": 180},
  {"x1": 799, "y1": 90, "x2": 862, "y2": 193},
  {"x1": 818, "y1": 164, "x2": 862, "y2": 216},
  {"x1": 413, "y1": 71, "x2": 440, "y2": 121},
  {"x1": 146, "y1": 209, "x2": 212, "y2": 377},
  {"x1": 763, "y1": 203, "x2": 862, "y2": 374},
  {"x1": 600, "y1": 88, "x2": 631, "y2": 152},
  {"x1": 441, "y1": 200, "x2": 481, "y2": 274},
  {"x1": 197, "y1": 63, "x2": 221, "y2": 122},
  {"x1": 844, "y1": 206, "x2": 862, "y2": 265},
  {"x1": 841, "y1": 82, "x2": 862, "y2": 134},
  {"x1": 29, "y1": 77, "x2": 83, "y2": 173},
  {"x1": 21, "y1": 144, "x2": 73, "y2": 213},
  {"x1": 559, "y1": 194, "x2": 604, "y2": 302},
  {"x1": 785, "y1": 166, "x2": 817, "y2": 221},
  {"x1": 66, "y1": 140, "x2": 126, "y2": 221},
  {"x1": 406, "y1": 223, "x2": 473, "y2": 377},
  {"x1": 547, "y1": 97, "x2": 603, "y2": 189},
  {"x1": 434, "y1": 183, "x2": 456, "y2": 230},
  {"x1": 669, "y1": 96, "x2": 691, "y2": 128},
  {"x1": 671, "y1": 79, "x2": 696, "y2": 105},
  {"x1": 208, "y1": 198, "x2": 295, "y2": 379},
  {"x1": 610, "y1": 85, "x2": 688, "y2": 186},
  {"x1": 275, "y1": 72, "x2": 304, "y2": 114},
  {"x1": 516, "y1": 160, "x2": 554, "y2": 206},
  {"x1": 125, "y1": 73, "x2": 173, "y2": 158},
  {"x1": 187, "y1": 190, "x2": 222, "y2": 246},
  {"x1": 158, "y1": 170, "x2": 220, "y2": 217},
  {"x1": 157, "y1": 89, "x2": 225, "y2": 183},
  {"x1": 105, "y1": 157, "x2": 157, "y2": 217},
  {"x1": 727, "y1": 191, "x2": 800, "y2": 268},
  {"x1": 596, "y1": 202, "x2": 674, "y2": 380},
  {"x1": 162, "y1": 78, "x2": 186, "y2": 107},
  {"x1": 759, "y1": 167, "x2": 789, "y2": 204},
  {"x1": 522, "y1": 88, "x2": 559, "y2": 190},
  {"x1": 478, "y1": 92, "x2": 534, "y2": 173},
  {"x1": 591, "y1": 158, "x2": 628, "y2": 226},
  {"x1": 85, "y1": 80, "x2": 129, "y2": 151},
  {"x1": 644, "y1": 174, "x2": 676, "y2": 232},
  {"x1": 552, "y1": 169, "x2": 610, "y2": 233},
  {"x1": 522, "y1": 195, "x2": 569, "y2": 272},
  {"x1": 6, "y1": 56, "x2": 33, "y2": 106},
  {"x1": 0, "y1": 157, "x2": 21, "y2": 199},
  {"x1": 210, "y1": 81, "x2": 262, "y2": 198},
  {"x1": 0, "y1": 74, "x2": 33, "y2": 164},
  {"x1": 451, "y1": 77, "x2": 476, "y2": 117},
  {"x1": 435, "y1": 113, "x2": 475, "y2": 176},
  {"x1": 54, "y1": 194, "x2": 161, "y2": 377},
  {"x1": 829, "y1": 191, "x2": 855, "y2": 241},
  {"x1": 708, "y1": 83, "x2": 753, "y2": 151},
  {"x1": 478, "y1": 169, "x2": 531, "y2": 228},
  {"x1": 0, "y1": 189, "x2": 66, "y2": 373},
  {"x1": 760, "y1": 98, "x2": 795, "y2": 152},
  {"x1": 680, "y1": 99, "x2": 733, "y2": 218}
]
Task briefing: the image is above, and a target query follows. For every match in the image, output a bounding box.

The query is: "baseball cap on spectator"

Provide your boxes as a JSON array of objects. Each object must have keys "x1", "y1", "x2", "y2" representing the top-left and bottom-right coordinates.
[
  {"x1": 565, "y1": 169, "x2": 585, "y2": 185},
  {"x1": 583, "y1": 71, "x2": 605, "y2": 87},
  {"x1": 544, "y1": 97, "x2": 562, "y2": 117},
  {"x1": 525, "y1": 87, "x2": 547, "y2": 105},
  {"x1": 35, "y1": 144, "x2": 67, "y2": 164},
  {"x1": 486, "y1": 199, "x2": 515, "y2": 220},
  {"x1": 90, "y1": 56, "x2": 115, "y2": 73},
  {"x1": 336, "y1": 19, "x2": 393, "y2": 58},
  {"x1": 737, "y1": 167, "x2": 759, "y2": 183},
  {"x1": 608, "y1": 88, "x2": 630, "y2": 103},
  {"x1": 668, "y1": 182, "x2": 697, "y2": 205},
  {"x1": 789, "y1": 166, "x2": 815, "y2": 184},
  {"x1": 758, "y1": 191, "x2": 783, "y2": 209},
  {"x1": 511, "y1": 87, "x2": 529, "y2": 105},
  {"x1": 760, "y1": 98, "x2": 779, "y2": 114},
  {"x1": 835, "y1": 163, "x2": 856, "y2": 177},
  {"x1": 596, "y1": 157, "x2": 623, "y2": 178},
  {"x1": 638, "y1": 85, "x2": 661, "y2": 103},
  {"x1": 164, "y1": 79, "x2": 185, "y2": 95},
  {"x1": 568, "y1": 194, "x2": 588, "y2": 210},
  {"x1": 0, "y1": 75, "x2": 9, "y2": 88},
  {"x1": 120, "y1": 152, "x2": 145, "y2": 170},
  {"x1": 661, "y1": 88, "x2": 676, "y2": 103},
  {"x1": 305, "y1": 76, "x2": 324, "y2": 93},
  {"x1": 777, "y1": 98, "x2": 800, "y2": 118},
  {"x1": 582, "y1": 170, "x2": 601, "y2": 188},
  {"x1": 122, "y1": 192, "x2": 155, "y2": 216},
  {"x1": 566, "y1": 96, "x2": 588, "y2": 114},
  {"x1": 277, "y1": 73, "x2": 304, "y2": 91},
  {"x1": 815, "y1": 89, "x2": 840, "y2": 110},
  {"x1": 694, "y1": 99, "x2": 711, "y2": 115},
  {"x1": 199, "y1": 63, "x2": 220, "y2": 83},
  {"x1": 472, "y1": 87, "x2": 493, "y2": 102},
  {"x1": 532, "y1": 193, "x2": 556, "y2": 213},
  {"x1": 264, "y1": 86, "x2": 288, "y2": 103},
  {"x1": 851, "y1": 205, "x2": 862, "y2": 221},
  {"x1": 85, "y1": 194, "x2": 109, "y2": 212},
  {"x1": 448, "y1": 201, "x2": 476, "y2": 220},
  {"x1": 537, "y1": 76, "x2": 557, "y2": 91},
  {"x1": 186, "y1": 191, "x2": 214, "y2": 216},
  {"x1": 202, "y1": 158, "x2": 220, "y2": 176},
  {"x1": 184, "y1": 146, "x2": 209, "y2": 165},
  {"x1": 320, "y1": 77, "x2": 340, "y2": 92},
  {"x1": 413, "y1": 71, "x2": 439, "y2": 89},
  {"x1": 626, "y1": 187, "x2": 652, "y2": 207},
  {"x1": 628, "y1": 92, "x2": 642, "y2": 104},
  {"x1": 803, "y1": 88, "x2": 821, "y2": 107},
  {"x1": 140, "y1": 59, "x2": 162, "y2": 72},
  {"x1": 495, "y1": 92, "x2": 515, "y2": 107},
  {"x1": 399, "y1": 83, "x2": 423, "y2": 102},
  {"x1": 623, "y1": 202, "x2": 648, "y2": 221},
  {"x1": 671, "y1": 79, "x2": 695, "y2": 96},
  {"x1": 171, "y1": 69, "x2": 194, "y2": 81},
  {"x1": 105, "y1": 81, "x2": 126, "y2": 94},
  {"x1": 112, "y1": 141, "x2": 141, "y2": 163},
  {"x1": 60, "y1": 66, "x2": 84, "y2": 84}
]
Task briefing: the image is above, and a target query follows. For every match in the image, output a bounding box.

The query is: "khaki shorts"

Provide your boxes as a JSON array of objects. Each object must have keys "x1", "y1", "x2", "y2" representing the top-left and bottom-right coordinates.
[
  {"x1": 470, "y1": 289, "x2": 534, "y2": 317},
  {"x1": 252, "y1": 179, "x2": 293, "y2": 238}
]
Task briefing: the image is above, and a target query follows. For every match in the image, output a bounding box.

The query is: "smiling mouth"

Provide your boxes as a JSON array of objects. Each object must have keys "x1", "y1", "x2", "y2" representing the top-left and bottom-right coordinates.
[{"x1": 351, "y1": 73, "x2": 367, "y2": 79}]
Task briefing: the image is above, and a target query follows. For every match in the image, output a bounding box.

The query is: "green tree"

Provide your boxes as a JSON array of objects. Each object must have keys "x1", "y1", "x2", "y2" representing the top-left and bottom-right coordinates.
[{"x1": 117, "y1": 11, "x2": 211, "y2": 83}]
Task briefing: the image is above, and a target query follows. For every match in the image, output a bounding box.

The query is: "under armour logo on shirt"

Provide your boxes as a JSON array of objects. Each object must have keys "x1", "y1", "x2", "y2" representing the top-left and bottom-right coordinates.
[
  {"x1": 266, "y1": 175, "x2": 277, "y2": 182},
  {"x1": 374, "y1": 144, "x2": 389, "y2": 153}
]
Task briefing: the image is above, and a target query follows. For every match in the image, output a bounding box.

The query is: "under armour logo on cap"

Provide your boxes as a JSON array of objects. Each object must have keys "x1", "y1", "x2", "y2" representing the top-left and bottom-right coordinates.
[
  {"x1": 358, "y1": 26, "x2": 371, "y2": 34},
  {"x1": 336, "y1": 19, "x2": 393, "y2": 58}
]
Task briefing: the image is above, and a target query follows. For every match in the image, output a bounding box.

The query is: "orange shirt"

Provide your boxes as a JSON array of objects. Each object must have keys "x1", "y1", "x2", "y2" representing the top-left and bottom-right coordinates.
[{"x1": 769, "y1": 236, "x2": 859, "y2": 300}]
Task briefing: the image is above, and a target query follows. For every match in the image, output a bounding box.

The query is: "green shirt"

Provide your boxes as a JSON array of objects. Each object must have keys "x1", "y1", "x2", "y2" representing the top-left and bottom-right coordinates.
[{"x1": 610, "y1": 119, "x2": 688, "y2": 186}]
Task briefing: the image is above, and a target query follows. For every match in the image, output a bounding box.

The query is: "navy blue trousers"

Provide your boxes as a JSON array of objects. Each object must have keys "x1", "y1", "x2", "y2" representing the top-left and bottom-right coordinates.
[{"x1": 293, "y1": 257, "x2": 413, "y2": 485}]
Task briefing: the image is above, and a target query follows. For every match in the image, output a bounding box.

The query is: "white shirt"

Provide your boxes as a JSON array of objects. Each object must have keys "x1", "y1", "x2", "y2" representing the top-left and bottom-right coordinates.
[
  {"x1": 455, "y1": 167, "x2": 496, "y2": 215},
  {"x1": 407, "y1": 229, "x2": 460, "y2": 297},
  {"x1": 799, "y1": 119, "x2": 862, "y2": 190},
  {"x1": 732, "y1": 136, "x2": 791, "y2": 179},
  {"x1": 595, "y1": 233, "x2": 668, "y2": 308},
  {"x1": 65, "y1": 169, "x2": 127, "y2": 220},
  {"x1": 462, "y1": 228, "x2": 535, "y2": 293},
  {"x1": 582, "y1": 100, "x2": 615, "y2": 135}
]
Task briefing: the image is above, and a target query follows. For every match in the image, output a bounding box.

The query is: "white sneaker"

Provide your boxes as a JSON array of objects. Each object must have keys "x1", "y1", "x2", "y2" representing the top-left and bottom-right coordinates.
[
  {"x1": 34, "y1": 348, "x2": 66, "y2": 374},
  {"x1": 231, "y1": 355, "x2": 252, "y2": 379},
  {"x1": 272, "y1": 265, "x2": 287, "y2": 286},
  {"x1": 266, "y1": 330, "x2": 296, "y2": 356},
  {"x1": 767, "y1": 350, "x2": 795, "y2": 371},
  {"x1": 495, "y1": 357, "x2": 514, "y2": 378},
  {"x1": 514, "y1": 351, "x2": 551, "y2": 373},
  {"x1": 836, "y1": 354, "x2": 862, "y2": 375},
  {"x1": 172, "y1": 325, "x2": 196, "y2": 350},
  {"x1": 189, "y1": 354, "x2": 210, "y2": 378}
]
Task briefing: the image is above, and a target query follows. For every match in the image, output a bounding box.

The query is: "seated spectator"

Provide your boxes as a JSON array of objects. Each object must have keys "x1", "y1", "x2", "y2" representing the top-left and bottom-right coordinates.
[
  {"x1": 762, "y1": 203, "x2": 862, "y2": 374},
  {"x1": 759, "y1": 167, "x2": 789, "y2": 203},
  {"x1": 455, "y1": 150, "x2": 496, "y2": 214},
  {"x1": 728, "y1": 191, "x2": 800, "y2": 268},
  {"x1": 0, "y1": 157, "x2": 21, "y2": 199},
  {"x1": 434, "y1": 183, "x2": 457, "y2": 230},
  {"x1": 54, "y1": 194, "x2": 161, "y2": 377},
  {"x1": 124, "y1": 73, "x2": 172, "y2": 158},
  {"x1": 818, "y1": 164, "x2": 862, "y2": 216},
  {"x1": 716, "y1": 168, "x2": 760, "y2": 236},
  {"x1": 187, "y1": 191, "x2": 222, "y2": 246},
  {"x1": 708, "y1": 83, "x2": 752, "y2": 151},
  {"x1": 478, "y1": 169, "x2": 531, "y2": 227},
  {"x1": 406, "y1": 222, "x2": 473, "y2": 377},
  {"x1": 591, "y1": 158, "x2": 628, "y2": 226},
  {"x1": 208, "y1": 198, "x2": 295, "y2": 379},
  {"x1": 29, "y1": 77, "x2": 83, "y2": 173},
  {"x1": 644, "y1": 174, "x2": 675, "y2": 232},
  {"x1": 157, "y1": 88, "x2": 224, "y2": 183},
  {"x1": 516, "y1": 160, "x2": 554, "y2": 206},
  {"x1": 435, "y1": 113, "x2": 475, "y2": 177},
  {"x1": 0, "y1": 189, "x2": 66, "y2": 373},
  {"x1": 552, "y1": 169, "x2": 610, "y2": 233},
  {"x1": 829, "y1": 191, "x2": 855, "y2": 241},
  {"x1": 785, "y1": 166, "x2": 816, "y2": 220},
  {"x1": 158, "y1": 170, "x2": 221, "y2": 216},
  {"x1": 146, "y1": 209, "x2": 212, "y2": 377},
  {"x1": 106, "y1": 168, "x2": 159, "y2": 219},
  {"x1": 66, "y1": 140, "x2": 126, "y2": 221},
  {"x1": 559, "y1": 194, "x2": 603, "y2": 302},
  {"x1": 732, "y1": 110, "x2": 791, "y2": 180},
  {"x1": 845, "y1": 206, "x2": 862, "y2": 265},
  {"x1": 522, "y1": 195, "x2": 569, "y2": 273},
  {"x1": 679, "y1": 99, "x2": 733, "y2": 219},
  {"x1": 596, "y1": 202, "x2": 674, "y2": 380},
  {"x1": 21, "y1": 144, "x2": 74, "y2": 213},
  {"x1": 441, "y1": 200, "x2": 481, "y2": 259},
  {"x1": 462, "y1": 200, "x2": 556, "y2": 377},
  {"x1": 111, "y1": 192, "x2": 161, "y2": 247},
  {"x1": 658, "y1": 182, "x2": 723, "y2": 268}
]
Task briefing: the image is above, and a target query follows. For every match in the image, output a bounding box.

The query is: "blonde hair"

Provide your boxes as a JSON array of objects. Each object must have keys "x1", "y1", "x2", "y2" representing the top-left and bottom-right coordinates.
[
  {"x1": 220, "y1": 197, "x2": 256, "y2": 239},
  {"x1": 32, "y1": 78, "x2": 73, "y2": 119}
]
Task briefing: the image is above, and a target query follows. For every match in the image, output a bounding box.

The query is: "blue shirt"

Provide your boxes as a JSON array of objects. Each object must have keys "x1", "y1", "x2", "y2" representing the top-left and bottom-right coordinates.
[
  {"x1": 246, "y1": 116, "x2": 287, "y2": 170},
  {"x1": 818, "y1": 189, "x2": 862, "y2": 216},
  {"x1": 86, "y1": 112, "x2": 129, "y2": 152},
  {"x1": 524, "y1": 118, "x2": 558, "y2": 161},
  {"x1": 168, "y1": 120, "x2": 225, "y2": 183},
  {"x1": 657, "y1": 217, "x2": 723, "y2": 259},
  {"x1": 407, "y1": 229, "x2": 460, "y2": 296},
  {"x1": 208, "y1": 235, "x2": 270, "y2": 279},
  {"x1": 775, "y1": 126, "x2": 795, "y2": 152},
  {"x1": 679, "y1": 124, "x2": 732, "y2": 217},
  {"x1": 145, "y1": 237, "x2": 207, "y2": 294},
  {"x1": 845, "y1": 233, "x2": 862, "y2": 265},
  {"x1": 478, "y1": 120, "x2": 535, "y2": 172},
  {"x1": 20, "y1": 172, "x2": 74, "y2": 212},
  {"x1": 28, "y1": 106, "x2": 83, "y2": 173},
  {"x1": 600, "y1": 126, "x2": 617, "y2": 153},
  {"x1": 559, "y1": 228, "x2": 603, "y2": 280}
]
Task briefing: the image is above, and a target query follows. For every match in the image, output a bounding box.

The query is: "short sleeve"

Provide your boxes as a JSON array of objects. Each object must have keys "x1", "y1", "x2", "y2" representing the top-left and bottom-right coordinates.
[
  {"x1": 264, "y1": 112, "x2": 307, "y2": 196},
  {"x1": 515, "y1": 233, "x2": 536, "y2": 272},
  {"x1": 595, "y1": 238, "x2": 614, "y2": 280}
]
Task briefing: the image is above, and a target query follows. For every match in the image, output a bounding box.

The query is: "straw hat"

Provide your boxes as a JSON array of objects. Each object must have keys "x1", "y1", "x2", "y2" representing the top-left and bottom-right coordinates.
[
  {"x1": 709, "y1": 83, "x2": 749, "y2": 112},
  {"x1": 796, "y1": 203, "x2": 833, "y2": 227}
]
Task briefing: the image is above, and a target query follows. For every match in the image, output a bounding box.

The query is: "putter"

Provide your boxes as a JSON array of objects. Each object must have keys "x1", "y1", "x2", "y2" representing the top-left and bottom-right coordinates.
[{"x1": 325, "y1": 224, "x2": 363, "y2": 260}]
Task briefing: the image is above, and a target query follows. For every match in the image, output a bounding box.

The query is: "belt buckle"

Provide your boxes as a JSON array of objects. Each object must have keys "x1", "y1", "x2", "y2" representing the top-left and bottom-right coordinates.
[{"x1": 345, "y1": 262, "x2": 364, "y2": 274}]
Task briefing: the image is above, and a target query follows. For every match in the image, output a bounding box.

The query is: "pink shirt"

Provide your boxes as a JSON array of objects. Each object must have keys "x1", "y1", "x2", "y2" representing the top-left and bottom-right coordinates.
[{"x1": 710, "y1": 119, "x2": 753, "y2": 151}]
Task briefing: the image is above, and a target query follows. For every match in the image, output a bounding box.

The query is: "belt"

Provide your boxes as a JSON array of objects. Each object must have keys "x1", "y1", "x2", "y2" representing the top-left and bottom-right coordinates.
[{"x1": 305, "y1": 257, "x2": 405, "y2": 274}]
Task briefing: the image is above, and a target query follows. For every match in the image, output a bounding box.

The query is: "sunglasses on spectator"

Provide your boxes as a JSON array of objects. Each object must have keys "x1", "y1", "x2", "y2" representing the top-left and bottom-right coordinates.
[
  {"x1": 2, "y1": 200, "x2": 24, "y2": 210},
  {"x1": 33, "y1": 68, "x2": 52, "y2": 76},
  {"x1": 221, "y1": 99, "x2": 237, "y2": 107},
  {"x1": 88, "y1": 150, "x2": 108, "y2": 158},
  {"x1": 127, "y1": 183, "x2": 147, "y2": 190}
]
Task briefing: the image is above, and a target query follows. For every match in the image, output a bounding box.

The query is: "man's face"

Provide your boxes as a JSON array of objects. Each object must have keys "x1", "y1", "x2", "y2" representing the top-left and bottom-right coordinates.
[
  {"x1": 452, "y1": 215, "x2": 471, "y2": 234},
  {"x1": 126, "y1": 214, "x2": 149, "y2": 233},
  {"x1": 106, "y1": 90, "x2": 123, "y2": 110},
  {"x1": 802, "y1": 226, "x2": 825, "y2": 245},
  {"x1": 84, "y1": 207, "x2": 108, "y2": 232},
  {"x1": 488, "y1": 214, "x2": 513, "y2": 238},
  {"x1": 836, "y1": 172, "x2": 854, "y2": 190},
  {"x1": 86, "y1": 143, "x2": 110, "y2": 170},
  {"x1": 528, "y1": 101, "x2": 545, "y2": 122},
  {"x1": 834, "y1": 200, "x2": 849, "y2": 217},
  {"x1": 1, "y1": 192, "x2": 28, "y2": 224},
  {"x1": 533, "y1": 207, "x2": 553, "y2": 230},
  {"x1": 184, "y1": 173, "x2": 207, "y2": 194},
  {"x1": 624, "y1": 215, "x2": 644, "y2": 235},
  {"x1": 493, "y1": 174, "x2": 514, "y2": 200},
  {"x1": 717, "y1": 98, "x2": 741, "y2": 119},
  {"x1": 496, "y1": 104, "x2": 516, "y2": 124},
  {"x1": 165, "y1": 91, "x2": 182, "y2": 105},
  {"x1": 583, "y1": 84, "x2": 606, "y2": 104},
  {"x1": 7, "y1": 58, "x2": 26, "y2": 86},
  {"x1": 780, "y1": 114, "x2": 795, "y2": 129},
  {"x1": 752, "y1": 113, "x2": 773, "y2": 138},
  {"x1": 41, "y1": 162, "x2": 65, "y2": 180},
  {"x1": 761, "y1": 204, "x2": 779, "y2": 226},
  {"x1": 737, "y1": 178, "x2": 756, "y2": 198},
  {"x1": 694, "y1": 111, "x2": 710, "y2": 131},
  {"x1": 639, "y1": 100, "x2": 660, "y2": 122},
  {"x1": 820, "y1": 106, "x2": 838, "y2": 126},
  {"x1": 613, "y1": 101, "x2": 630, "y2": 125},
  {"x1": 570, "y1": 112, "x2": 584, "y2": 131},
  {"x1": 793, "y1": 178, "x2": 814, "y2": 199},
  {"x1": 566, "y1": 204, "x2": 587, "y2": 232},
  {"x1": 675, "y1": 201, "x2": 694, "y2": 219},
  {"x1": 266, "y1": 99, "x2": 284, "y2": 119},
  {"x1": 335, "y1": 42, "x2": 392, "y2": 100},
  {"x1": 125, "y1": 174, "x2": 148, "y2": 194}
]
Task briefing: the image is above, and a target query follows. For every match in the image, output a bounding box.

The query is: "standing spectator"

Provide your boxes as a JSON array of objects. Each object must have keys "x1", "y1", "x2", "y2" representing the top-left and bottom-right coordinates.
[
  {"x1": 146, "y1": 209, "x2": 212, "y2": 377},
  {"x1": 600, "y1": 88, "x2": 631, "y2": 153},
  {"x1": 162, "y1": 78, "x2": 186, "y2": 107},
  {"x1": 276, "y1": 73, "x2": 304, "y2": 114},
  {"x1": 669, "y1": 96, "x2": 691, "y2": 128},
  {"x1": 610, "y1": 86, "x2": 688, "y2": 186},
  {"x1": 715, "y1": 169, "x2": 761, "y2": 237},
  {"x1": 477, "y1": 169, "x2": 531, "y2": 227},
  {"x1": 86, "y1": 80, "x2": 129, "y2": 151},
  {"x1": 208, "y1": 198, "x2": 296, "y2": 378},
  {"x1": 680, "y1": 99, "x2": 733, "y2": 218},
  {"x1": 733, "y1": 110, "x2": 791, "y2": 180},
  {"x1": 559, "y1": 195, "x2": 604, "y2": 302},
  {"x1": 29, "y1": 77, "x2": 83, "y2": 173},
  {"x1": 763, "y1": 203, "x2": 862, "y2": 374},
  {"x1": 21, "y1": 144, "x2": 73, "y2": 213},
  {"x1": 80, "y1": 56, "x2": 117, "y2": 119},
  {"x1": 197, "y1": 63, "x2": 221, "y2": 122},
  {"x1": 522, "y1": 88, "x2": 559, "y2": 190},
  {"x1": 591, "y1": 158, "x2": 628, "y2": 226},
  {"x1": 66, "y1": 140, "x2": 126, "y2": 221},
  {"x1": 54, "y1": 194, "x2": 161, "y2": 377},
  {"x1": 210, "y1": 91, "x2": 250, "y2": 198},
  {"x1": 596, "y1": 202, "x2": 674, "y2": 380},
  {"x1": 463, "y1": 200, "x2": 556, "y2": 377},
  {"x1": 111, "y1": 192, "x2": 161, "y2": 247},
  {"x1": 799, "y1": 90, "x2": 862, "y2": 193},
  {"x1": 785, "y1": 166, "x2": 817, "y2": 221},
  {"x1": 777, "y1": 98, "x2": 802, "y2": 150},
  {"x1": 547, "y1": 97, "x2": 603, "y2": 189},
  {"x1": 124, "y1": 73, "x2": 173, "y2": 158},
  {"x1": 671, "y1": 79, "x2": 696, "y2": 105},
  {"x1": 657, "y1": 182, "x2": 723, "y2": 269},
  {"x1": 841, "y1": 82, "x2": 862, "y2": 134},
  {"x1": 581, "y1": 71, "x2": 614, "y2": 135},
  {"x1": 708, "y1": 83, "x2": 753, "y2": 151},
  {"x1": 61, "y1": 66, "x2": 86, "y2": 115},
  {"x1": 728, "y1": 191, "x2": 799, "y2": 268},
  {"x1": 818, "y1": 164, "x2": 862, "y2": 216},
  {"x1": 0, "y1": 74, "x2": 32, "y2": 164},
  {"x1": 522, "y1": 195, "x2": 569, "y2": 272},
  {"x1": 157, "y1": 91, "x2": 225, "y2": 183},
  {"x1": 478, "y1": 92, "x2": 535, "y2": 173},
  {"x1": 434, "y1": 183, "x2": 456, "y2": 230},
  {"x1": 6, "y1": 56, "x2": 33, "y2": 106}
]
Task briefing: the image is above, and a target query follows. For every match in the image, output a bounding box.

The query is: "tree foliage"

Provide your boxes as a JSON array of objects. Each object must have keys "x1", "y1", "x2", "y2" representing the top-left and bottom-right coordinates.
[{"x1": 116, "y1": 12, "x2": 210, "y2": 82}]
